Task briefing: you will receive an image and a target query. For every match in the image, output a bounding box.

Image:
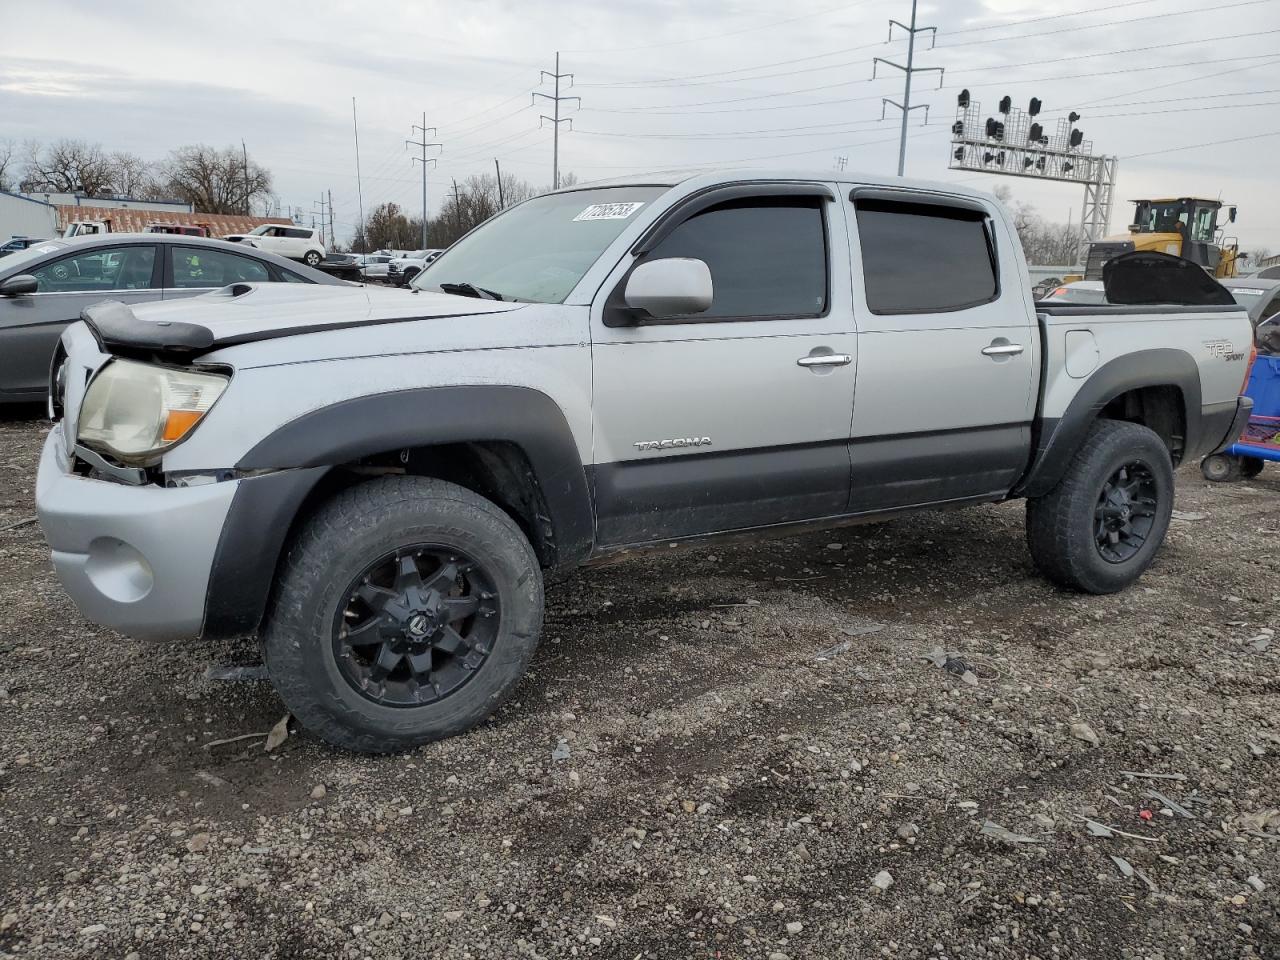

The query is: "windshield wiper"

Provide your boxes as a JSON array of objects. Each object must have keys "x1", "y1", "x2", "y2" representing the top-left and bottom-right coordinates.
[{"x1": 438, "y1": 281, "x2": 505, "y2": 301}]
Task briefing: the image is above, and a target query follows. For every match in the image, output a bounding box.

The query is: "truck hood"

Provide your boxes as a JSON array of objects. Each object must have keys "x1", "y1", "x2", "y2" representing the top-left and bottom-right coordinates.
[{"x1": 103, "y1": 282, "x2": 523, "y2": 351}]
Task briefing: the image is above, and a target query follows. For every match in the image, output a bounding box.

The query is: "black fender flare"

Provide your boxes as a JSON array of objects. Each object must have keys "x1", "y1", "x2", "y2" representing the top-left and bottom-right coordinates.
[
  {"x1": 202, "y1": 385, "x2": 593, "y2": 640},
  {"x1": 1016, "y1": 348, "x2": 1202, "y2": 499}
]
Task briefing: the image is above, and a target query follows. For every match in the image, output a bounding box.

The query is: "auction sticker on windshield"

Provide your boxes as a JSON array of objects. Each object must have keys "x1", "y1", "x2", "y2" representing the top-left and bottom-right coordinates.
[{"x1": 574, "y1": 202, "x2": 646, "y2": 222}]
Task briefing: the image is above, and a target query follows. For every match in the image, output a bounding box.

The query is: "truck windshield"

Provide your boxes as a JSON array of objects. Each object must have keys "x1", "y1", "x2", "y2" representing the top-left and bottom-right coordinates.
[{"x1": 412, "y1": 186, "x2": 669, "y2": 303}]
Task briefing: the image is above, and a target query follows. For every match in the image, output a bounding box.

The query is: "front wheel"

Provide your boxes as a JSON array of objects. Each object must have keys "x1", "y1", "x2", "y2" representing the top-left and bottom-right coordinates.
[
  {"x1": 1026, "y1": 420, "x2": 1174, "y2": 594},
  {"x1": 303, "y1": 250, "x2": 323, "y2": 267},
  {"x1": 261, "y1": 476, "x2": 544, "y2": 754}
]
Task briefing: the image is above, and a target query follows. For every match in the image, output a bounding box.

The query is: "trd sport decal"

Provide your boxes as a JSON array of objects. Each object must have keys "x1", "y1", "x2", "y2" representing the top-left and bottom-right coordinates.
[
  {"x1": 1203, "y1": 339, "x2": 1245, "y2": 362},
  {"x1": 634, "y1": 437, "x2": 713, "y2": 452}
]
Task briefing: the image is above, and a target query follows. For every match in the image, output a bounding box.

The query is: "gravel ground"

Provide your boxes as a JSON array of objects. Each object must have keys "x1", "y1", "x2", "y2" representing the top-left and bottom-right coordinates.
[{"x1": 1, "y1": 408, "x2": 1278, "y2": 959}]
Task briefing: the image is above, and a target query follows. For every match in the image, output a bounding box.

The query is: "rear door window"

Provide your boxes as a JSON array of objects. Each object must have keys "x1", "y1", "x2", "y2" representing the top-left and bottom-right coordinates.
[
  {"x1": 171, "y1": 247, "x2": 271, "y2": 288},
  {"x1": 855, "y1": 198, "x2": 999, "y2": 314}
]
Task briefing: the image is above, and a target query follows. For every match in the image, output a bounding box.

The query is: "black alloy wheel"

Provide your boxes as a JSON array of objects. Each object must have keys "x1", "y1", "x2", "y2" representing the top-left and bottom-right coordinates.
[
  {"x1": 333, "y1": 546, "x2": 499, "y2": 707},
  {"x1": 1094, "y1": 461, "x2": 1158, "y2": 563}
]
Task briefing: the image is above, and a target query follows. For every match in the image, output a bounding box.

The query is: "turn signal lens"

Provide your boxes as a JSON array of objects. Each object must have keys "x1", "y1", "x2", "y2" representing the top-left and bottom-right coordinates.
[{"x1": 78, "y1": 359, "x2": 229, "y2": 466}]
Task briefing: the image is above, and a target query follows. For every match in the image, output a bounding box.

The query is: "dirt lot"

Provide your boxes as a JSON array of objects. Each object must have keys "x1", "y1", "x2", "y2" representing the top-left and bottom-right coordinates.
[{"x1": 1, "y1": 409, "x2": 1278, "y2": 960}]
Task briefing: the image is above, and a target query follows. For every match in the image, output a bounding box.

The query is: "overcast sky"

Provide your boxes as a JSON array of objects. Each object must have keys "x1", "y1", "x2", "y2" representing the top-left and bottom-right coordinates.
[{"x1": 3, "y1": 0, "x2": 1279, "y2": 252}]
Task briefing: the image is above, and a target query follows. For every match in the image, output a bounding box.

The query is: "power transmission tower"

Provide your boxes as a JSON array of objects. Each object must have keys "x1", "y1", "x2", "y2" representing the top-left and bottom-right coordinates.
[
  {"x1": 873, "y1": 0, "x2": 943, "y2": 177},
  {"x1": 407, "y1": 112, "x2": 441, "y2": 249},
  {"x1": 835, "y1": 156, "x2": 848, "y2": 171},
  {"x1": 533, "y1": 52, "x2": 580, "y2": 190},
  {"x1": 313, "y1": 194, "x2": 328, "y2": 247}
]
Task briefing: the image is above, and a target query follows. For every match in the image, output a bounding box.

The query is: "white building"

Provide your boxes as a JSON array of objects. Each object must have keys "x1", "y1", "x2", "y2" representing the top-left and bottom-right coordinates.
[
  {"x1": 22, "y1": 192, "x2": 192, "y2": 215},
  {"x1": 0, "y1": 191, "x2": 58, "y2": 242}
]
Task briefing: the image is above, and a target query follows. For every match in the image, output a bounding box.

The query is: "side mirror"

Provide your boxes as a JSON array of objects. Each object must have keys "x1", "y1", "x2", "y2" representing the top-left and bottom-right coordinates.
[
  {"x1": 1229, "y1": 206, "x2": 1237, "y2": 223},
  {"x1": 0, "y1": 274, "x2": 38, "y2": 297},
  {"x1": 623, "y1": 258, "x2": 713, "y2": 319}
]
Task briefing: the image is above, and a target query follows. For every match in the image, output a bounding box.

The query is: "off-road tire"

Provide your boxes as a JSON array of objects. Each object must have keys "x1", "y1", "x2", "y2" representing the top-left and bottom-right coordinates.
[
  {"x1": 261, "y1": 476, "x2": 543, "y2": 754},
  {"x1": 303, "y1": 250, "x2": 323, "y2": 267},
  {"x1": 1240, "y1": 456, "x2": 1265, "y2": 479},
  {"x1": 1026, "y1": 419, "x2": 1174, "y2": 594},
  {"x1": 1200, "y1": 453, "x2": 1241, "y2": 483}
]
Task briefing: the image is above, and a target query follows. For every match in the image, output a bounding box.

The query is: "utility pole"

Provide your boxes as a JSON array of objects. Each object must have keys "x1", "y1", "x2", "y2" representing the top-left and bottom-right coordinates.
[
  {"x1": 873, "y1": 0, "x2": 943, "y2": 177},
  {"x1": 495, "y1": 158, "x2": 504, "y2": 208},
  {"x1": 451, "y1": 178, "x2": 463, "y2": 236},
  {"x1": 352, "y1": 97, "x2": 366, "y2": 252},
  {"x1": 328, "y1": 189, "x2": 334, "y2": 250},
  {"x1": 241, "y1": 139, "x2": 251, "y2": 215},
  {"x1": 407, "y1": 111, "x2": 441, "y2": 249},
  {"x1": 533, "y1": 52, "x2": 580, "y2": 190}
]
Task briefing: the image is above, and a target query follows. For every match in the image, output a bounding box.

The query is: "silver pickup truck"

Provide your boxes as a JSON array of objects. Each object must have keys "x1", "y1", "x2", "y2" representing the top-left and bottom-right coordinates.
[{"x1": 35, "y1": 170, "x2": 1254, "y2": 753}]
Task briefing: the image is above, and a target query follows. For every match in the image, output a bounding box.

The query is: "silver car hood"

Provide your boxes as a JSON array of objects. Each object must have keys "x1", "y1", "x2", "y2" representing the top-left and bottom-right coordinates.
[{"x1": 120, "y1": 282, "x2": 522, "y2": 346}]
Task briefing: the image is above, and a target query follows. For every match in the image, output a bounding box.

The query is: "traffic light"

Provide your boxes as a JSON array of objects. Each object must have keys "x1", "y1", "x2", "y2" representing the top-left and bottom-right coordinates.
[
  {"x1": 998, "y1": 95, "x2": 1012, "y2": 114},
  {"x1": 1028, "y1": 97, "x2": 1042, "y2": 117},
  {"x1": 1035, "y1": 157, "x2": 1046, "y2": 171},
  {"x1": 1069, "y1": 129, "x2": 1084, "y2": 148},
  {"x1": 985, "y1": 118, "x2": 1005, "y2": 140},
  {"x1": 1023, "y1": 157, "x2": 1035, "y2": 169},
  {"x1": 1028, "y1": 123, "x2": 1043, "y2": 143},
  {"x1": 953, "y1": 147, "x2": 964, "y2": 161},
  {"x1": 1063, "y1": 161, "x2": 1074, "y2": 173},
  {"x1": 1068, "y1": 111, "x2": 1080, "y2": 123},
  {"x1": 958, "y1": 89, "x2": 970, "y2": 108},
  {"x1": 951, "y1": 120, "x2": 964, "y2": 136}
]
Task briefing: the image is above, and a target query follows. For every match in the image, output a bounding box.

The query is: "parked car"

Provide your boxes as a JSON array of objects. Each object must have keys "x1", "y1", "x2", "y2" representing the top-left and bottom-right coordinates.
[
  {"x1": 1220, "y1": 277, "x2": 1280, "y2": 327},
  {"x1": 35, "y1": 170, "x2": 1253, "y2": 753},
  {"x1": 222, "y1": 225, "x2": 326, "y2": 267},
  {"x1": 1039, "y1": 280, "x2": 1107, "y2": 304},
  {"x1": 0, "y1": 237, "x2": 48, "y2": 258},
  {"x1": 358, "y1": 254, "x2": 394, "y2": 280},
  {"x1": 386, "y1": 248, "x2": 442, "y2": 285},
  {"x1": 316, "y1": 252, "x2": 363, "y2": 282},
  {"x1": 0, "y1": 234, "x2": 343, "y2": 403}
]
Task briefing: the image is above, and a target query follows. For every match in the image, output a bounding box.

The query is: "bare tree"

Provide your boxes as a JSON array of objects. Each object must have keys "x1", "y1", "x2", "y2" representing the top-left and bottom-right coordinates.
[
  {"x1": 105, "y1": 151, "x2": 158, "y2": 198},
  {"x1": 0, "y1": 139, "x2": 16, "y2": 192},
  {"x1": 993, "y1": 184, "x2": 1080, "y2": 266},
  {"x1": 158, "y1": 144, "x2": 273, "y2": 214},
  {"x1": 20, "y1": 138, "x2": 114, "y2": 195},
  {"x1": 357, "y1": 202, "x2": 423, "y2": 251}
]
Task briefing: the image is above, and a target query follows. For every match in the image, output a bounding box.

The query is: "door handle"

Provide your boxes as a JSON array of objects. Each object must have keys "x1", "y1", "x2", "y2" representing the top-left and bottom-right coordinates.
[
  {"x1": 981, "y1": 342, "x2": 1024, "y2": 357},
  {"x1": 796, "y1": 354, "x2": 853, "y2": 368}
]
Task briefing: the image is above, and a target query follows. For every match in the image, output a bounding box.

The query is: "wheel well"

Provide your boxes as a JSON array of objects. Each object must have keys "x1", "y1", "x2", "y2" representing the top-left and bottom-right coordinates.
[
  {"x1": 1099, "y1": 385, "x2": 1186, "y2": 464},
  {"x1": 285, "y1": 442, "x2": 559, "y2": 569}
]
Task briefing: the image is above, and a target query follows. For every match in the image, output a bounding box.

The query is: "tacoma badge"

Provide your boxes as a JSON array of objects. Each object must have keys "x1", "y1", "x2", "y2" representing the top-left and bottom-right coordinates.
[{"x1": 634, "y1": 437, "x2": 713, "y2": 452}]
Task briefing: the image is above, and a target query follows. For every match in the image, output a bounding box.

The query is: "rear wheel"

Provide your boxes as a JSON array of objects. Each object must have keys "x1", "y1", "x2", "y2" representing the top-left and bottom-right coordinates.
[
  {"x1": 1201, "y1": 454, "x2": 1242, "y2": 483},
  {"x1": 1026, "y1": 420, "x2": 1174, "y2": 594},
  {"x1": 303, "y1": 250, "x2": 323, "y2": 267},
  {"x1": 261, "y1": 476, "x2": 543, "y2": 754}
]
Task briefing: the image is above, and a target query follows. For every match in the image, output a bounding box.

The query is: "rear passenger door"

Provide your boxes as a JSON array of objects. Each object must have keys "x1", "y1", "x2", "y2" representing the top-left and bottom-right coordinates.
[
  {"x1": 845, "y1": 188, "x2": 1038, "y2": 511},
  {"x1": 163, "y1": 245, "x2": 274, "y2": 299},
  {"x1": 590, "y1": 184, "x2": 858, "y2": 545}
]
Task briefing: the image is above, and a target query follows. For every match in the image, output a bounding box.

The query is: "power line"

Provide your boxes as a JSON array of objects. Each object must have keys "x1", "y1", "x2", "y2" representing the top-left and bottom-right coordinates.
[
  {"x1": 580, "y1": 49, "x2": 1278, "y2": 115},
  {"x1": 560, "y1": 0, "x2": 878, "y2": 55},
  {"x1": 570, "y1": 0, "x2": 1218, "y2": 90},
  {"x1": 1123, "y1": 128, "x2": 1280, "y2": 160}
]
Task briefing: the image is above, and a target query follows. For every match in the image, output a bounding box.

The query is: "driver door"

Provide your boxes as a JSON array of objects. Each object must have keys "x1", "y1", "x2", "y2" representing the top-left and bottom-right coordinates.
[{"x1": 589, "y1": 185, "x2": 858, "y2": 546}]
